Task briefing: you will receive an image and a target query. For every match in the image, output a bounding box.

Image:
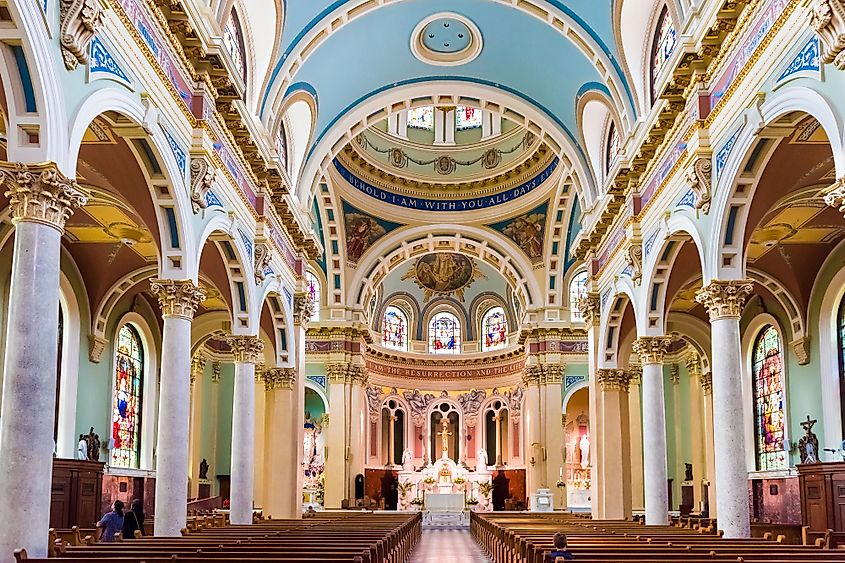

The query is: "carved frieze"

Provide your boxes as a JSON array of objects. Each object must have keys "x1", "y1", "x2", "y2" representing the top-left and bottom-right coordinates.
[{"x1": 457, "y1": 389, "x2": 487, "y2": 426}]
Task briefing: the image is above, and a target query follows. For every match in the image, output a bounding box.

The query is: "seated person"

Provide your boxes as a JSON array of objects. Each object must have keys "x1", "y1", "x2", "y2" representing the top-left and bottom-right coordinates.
[{"x1": 547, "y1": 532, "x2": 575, "y2": 561}]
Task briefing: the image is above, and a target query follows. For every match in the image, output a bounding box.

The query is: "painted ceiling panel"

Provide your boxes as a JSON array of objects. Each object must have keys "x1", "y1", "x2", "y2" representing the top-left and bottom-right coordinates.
[{"x1": 286, "y1": 0, "x2": 610, "y2": 152}]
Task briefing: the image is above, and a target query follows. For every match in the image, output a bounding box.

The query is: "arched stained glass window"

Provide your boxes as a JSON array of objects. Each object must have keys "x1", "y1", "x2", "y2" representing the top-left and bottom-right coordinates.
[
  {"x1": 223, "y1": 9, "x2": 247, "y2": 81},
  {"x1": 429, "y1": 311, "x2": 461, "y2": 354},
  {"x1": 606, "y1": 121, "x2": 621, "y2": 174},
  {"x1": 382, "y1": 306, "x2": 408, "y2": 351},
  {"x1": 111, "y1": 324, "x2": 144, "y2": 468},
  {"x1": 650, "y1": 7, "x2": 676, "y2": 103},
  {"x1": 570, "y1": 271, "x2": 589, "y2": 321},
  {"x1": 838, "y1": 296, "x2": 845, "y2": 434},
  {"x1": 481, "y1": 307, "x2": 508, "y2": 351},
  {"x1": 752, "y1": 325, "x2": 786, "y2": 471},
  {"x1": 456, "y1": 105, "x2": 482, "y2": 130},
  {"x1": 305, "y1": 271, "x2": 320, "y2": 322},
  {"x1": 408, "y1": 107, "x2": 434, "y2": 130}
]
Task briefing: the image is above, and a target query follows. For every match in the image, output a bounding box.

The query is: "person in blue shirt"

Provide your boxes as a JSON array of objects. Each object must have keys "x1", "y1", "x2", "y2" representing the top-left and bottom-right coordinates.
[
  {"x1": 97, "y1": 500, "x2": 125, "y2": 542},
  {"x1": 547, "y1": 531, "x2": 575, "y2": 561}
]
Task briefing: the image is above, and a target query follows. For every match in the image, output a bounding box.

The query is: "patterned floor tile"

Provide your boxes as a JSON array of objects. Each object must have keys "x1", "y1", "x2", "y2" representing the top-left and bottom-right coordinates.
[{"x1": 409, "y1": 529, "x2": 491, "y2": 562}]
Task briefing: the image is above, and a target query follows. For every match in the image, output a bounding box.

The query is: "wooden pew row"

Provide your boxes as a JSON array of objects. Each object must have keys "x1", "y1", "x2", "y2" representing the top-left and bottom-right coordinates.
[
  {"x1": 17, "y1": 513, "x2": 421, "y2": 563},
  {"x1": 471, "y1": 512, "x2": 845, "y2": 563}
]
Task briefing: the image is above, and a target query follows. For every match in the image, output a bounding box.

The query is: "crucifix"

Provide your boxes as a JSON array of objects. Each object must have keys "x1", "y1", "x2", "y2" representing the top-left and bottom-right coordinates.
[{"x1": 437, "y1": 418, "x2": 452, "y2": 458}]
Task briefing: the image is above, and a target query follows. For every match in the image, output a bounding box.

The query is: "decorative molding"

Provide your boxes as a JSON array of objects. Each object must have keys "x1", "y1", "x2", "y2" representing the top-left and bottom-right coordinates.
[
  {"x1": 88, "y1": 334, "x2": 108, "y2": 363},
  {"x1": 810, "y1": 0, "x2": 845, "y2": 69},
  {"x1": 824, "y1": 177, "x2": 845, "y2": 216},
  {"x1": 226, "y1": 335, "x2": 264, "y2": 364},
  {"x1": 149, "y1": 279, "x2": 206, "y2": 320},
  {"x1": 670, "y1": 364, "x2": 680, "y2": 385},
  {"x1": 577, "y1": 291, "x2": 600, "y2": 328},
  {"x1": 88, "y1": 36, "x2": 131, "y2": 86},
  {"x1": 775, "y1": 35, "x2": 821, "y2": 85},
  {"x1": 624, "y1": 244, "x2": 643, "y2": 285},
  {"x1": 684, "y1": 157, "x2": 712, "y2": 214},
  {"x1": 791, "y1": 335, "x2": 811, "y2": 366},
  {"x1": 0, "y1": 161, "x2": 87, "y2": 231},
  {"x1": 211, "y1": 361, "x2": 221, "y2": 383},
  {"x1": 254, "y1": 242, "x2": 272, "y2": 284},
  {"x1": 294, "y1": 291, "x2": 315, "y2": 327},
  {"x1": 189, "y1": 157, "x2": 215, "y2": 213},
  {"x1": 632, "y1": 336, "x2": 672, "y2": 365},
  {"x1": 695, "y1": 280, "x2": 754, "y2": 320},
  {"x1": 596, "y1": 368, "x2": 632, "y2": 392},
  {"x1": 685, "y1": 353, "x2": 701, "y2": 377},
  {"x1": 59, "y1": 0, "x2": 102, "y2": 70},
  {"x1": 265, "y1": 367, "x2": 296, "y2": 390},
  {"x1": 190, "y1": 353, "x2": 206, "y2": 385},
  {"x1": 700, "y1": 371, "x2": 712, "y2": 395}
]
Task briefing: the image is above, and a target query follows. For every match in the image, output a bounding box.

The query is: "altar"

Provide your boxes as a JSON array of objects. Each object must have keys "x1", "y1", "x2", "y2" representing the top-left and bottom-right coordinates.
[{"x1": 422, "y1": 493, "x2": 468, "y2": 527}]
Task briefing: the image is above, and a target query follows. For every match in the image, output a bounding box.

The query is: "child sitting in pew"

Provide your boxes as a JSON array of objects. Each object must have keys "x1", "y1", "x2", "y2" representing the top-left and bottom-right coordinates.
[{"x1": 547, "y1": 531, "x2": 575, "y2": 561}]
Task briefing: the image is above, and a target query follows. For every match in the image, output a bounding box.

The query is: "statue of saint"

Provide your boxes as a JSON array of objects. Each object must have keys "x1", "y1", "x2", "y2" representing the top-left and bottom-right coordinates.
[
  {"x1": 477, "y1": 448, "x2": 489, "y2": 472},
  {"x1": 87, "y1": 427, "x2": 101, "y2": 462},
  {"x1": 401, "y1": 449, "x2": 414, "y2": 471},
  {"x1": 77, "y1": 434, "x2": 88, "y2": 461},
  {"x1": 579, "y1": 434, "x2": 590, "y2": 469},
  {"x1": 437, "y1": 419, "x2": 452, "y2": 458},
  {"x1": 798, "y1": 415, "x2": 820, "y2": 464},
  {"x1": 199, "y1": 458, "x2": 209, "y2": 480}
]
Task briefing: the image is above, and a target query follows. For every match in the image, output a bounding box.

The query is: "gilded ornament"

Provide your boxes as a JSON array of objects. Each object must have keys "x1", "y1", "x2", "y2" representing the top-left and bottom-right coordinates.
[
  {"x1": 0, "y1": 161, "x2": 87, "y2": 231},
  {"x1": 150, "y1": 279, "x2": 206, "y2": 320},
  {"x1": 264, "y1": 367, "x2": 296, "y2": 391},
  {"x1": 695, "y1": 280, "x2": 754, "y2": 320},
  {"x1": 700, "y1": 371, "x2": 712, "y2": 395},
  {"x1": 60, "y1": 0, "x2": 103, "y2": 70},
  {"x1": 226, "y1": 335, "x2": 265, "y2": 364}
]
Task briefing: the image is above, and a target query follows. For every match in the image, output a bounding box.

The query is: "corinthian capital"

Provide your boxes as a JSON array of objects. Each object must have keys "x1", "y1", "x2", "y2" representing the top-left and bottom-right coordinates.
[
  {"x1": 0, "y1": 161, "x2": 87, "y2": 231},
  {"x1": 294, "y1": 291, "x2": 315, "y2": 327},
  {"x1": 810, "y1": 0, "x2": 845, "y2": 70},
  {"x1": 596, "y1": 368, "x2": 632, "y2": 392},
  {"x1": 577, "y1": 291, "x2": 600, "y2": 327},
  {"x1": 227, "y1": 335, "x2": 265, "y2": 364},
  {"x1": 264, "y1": 367, "x2": 296, "y2": 391},
  {"x1": 700, "y1": 371, "x2": 712, "y2": 395},
  {"x1": 150, "y1": 279, "x2": 206, "y2": 320},
  {"x1": 632, "y1": 336, "x2": 672, "y2": 365},
  {"x1": 695, "y1": 280, "x2": 754, "y2": 320}
]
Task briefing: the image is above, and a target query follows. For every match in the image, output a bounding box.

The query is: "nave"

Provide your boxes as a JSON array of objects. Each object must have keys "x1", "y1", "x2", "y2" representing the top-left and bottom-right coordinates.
[{"x1": 409, "y1": 529, "x2": 491, "y2": 563}]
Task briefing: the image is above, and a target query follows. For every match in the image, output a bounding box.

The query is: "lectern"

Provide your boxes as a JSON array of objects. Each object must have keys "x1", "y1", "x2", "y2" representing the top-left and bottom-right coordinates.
[{"x1": 798, "y1": 462, "x2": 845, "y2": 532}]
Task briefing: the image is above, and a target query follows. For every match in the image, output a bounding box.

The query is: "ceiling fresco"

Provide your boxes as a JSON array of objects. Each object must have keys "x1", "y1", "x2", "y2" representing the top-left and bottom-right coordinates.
[
  {"x1": 342, "y1": 201, "x2": 403, "y2": 264},
  {"x1": 488, "y1": 201, "x2": 549, "y2": 264},
  {"x1": 401, "y1": 252, "x2": 486, "y2": 302}
]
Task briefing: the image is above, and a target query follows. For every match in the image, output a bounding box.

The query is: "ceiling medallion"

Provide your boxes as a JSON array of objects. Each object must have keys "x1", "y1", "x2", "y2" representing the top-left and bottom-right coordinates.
[{"x1": 411, "y1": 13, "x2": 482, "y2": 66}]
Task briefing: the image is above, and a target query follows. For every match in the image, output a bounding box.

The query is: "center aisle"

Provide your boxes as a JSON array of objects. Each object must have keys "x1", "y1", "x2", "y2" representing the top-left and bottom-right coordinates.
[{"x1": 410, "y1": 528, "x2": 492, "y2": 562}]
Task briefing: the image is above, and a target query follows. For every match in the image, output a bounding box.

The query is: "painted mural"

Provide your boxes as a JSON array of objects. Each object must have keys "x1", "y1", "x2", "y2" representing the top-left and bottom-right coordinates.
[
  {"x1": 401, "y1": 252, "x2": 485, "y2": 302},
  {"x1": 342, "y1": 202, "x2": 402, "y2": 263},
  {"x1": 490, "y1": 202, "x2": 548, "y2": 262}
]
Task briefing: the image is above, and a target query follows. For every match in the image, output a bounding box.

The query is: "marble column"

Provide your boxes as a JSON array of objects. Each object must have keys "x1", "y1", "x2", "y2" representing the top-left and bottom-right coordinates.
[
  {"x1": 253, "y1": 366, "x2": 267, "y2": 510},
  {"x1": 596, "y1": 369, "x2": 633, "y2": 519},
  {"x1": 150, "y1": 279, "x2": 206, "y2": 537},
  {"x1": 701, "y1": 371, "x2": 717, "y2": 517},
  {"x1": 523, "y1": 366, "x2": 543, "y2": 495},
  {"x1": 686, "y1": 354, "x2": 706, "y2": 512},
  {"x1": 349, "y1": 366, "x2": 368, "y2": 482},
  {"x1": 627, "y1": 365, "x2": 645, "y2": 511},
  {"x1": 670, "y1": 364, "x2": 682, "y2": 511},
  {"x1": 578, "y1": 291, "x2": 601, "y2": 517},
  {"x1": 188, "y1": 354, "x2": 206, "y2": 499},
  {"x1": 696, "y1": 280, "x2": 753, "y2": 538},
  {"x1": 262, "y1": 367, "x2": 297, "y2": 517},
  {"x1": 323, "y1": 364, "x2": 350, "y2": 507},
  {"x1": 542, "y1": 366, "x2": 565, "y2": 497},
  {"x1": 227, "y1": 335, "x2": 264, "y2": 524},
  {"x1": 0, "y1": 162, "x2": 86, "y2": 562},
  {"x1": 633, "y1": 336, "x2": 671, "y2": 525}
]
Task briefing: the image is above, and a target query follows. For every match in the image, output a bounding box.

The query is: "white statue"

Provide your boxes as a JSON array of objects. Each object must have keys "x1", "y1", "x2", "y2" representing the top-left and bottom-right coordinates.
[
  {"x1": 579, "y1": 434, "x2": 590, "y2": 469},
  {"x1": 477, "y1": 448, "x2": 489, "y2": 473},
  {"x1": 76, "y1": 435, "x2": 88, "y2": 461},
  {"x1": 402, "y1": 448, "x2": 414, "y2": 471}
]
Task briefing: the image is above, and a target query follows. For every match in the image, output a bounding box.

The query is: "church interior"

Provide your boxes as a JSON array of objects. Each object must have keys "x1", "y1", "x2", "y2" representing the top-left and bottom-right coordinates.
[{"x1": 1, "y1": 0, "x2": 845, "y2": 561}]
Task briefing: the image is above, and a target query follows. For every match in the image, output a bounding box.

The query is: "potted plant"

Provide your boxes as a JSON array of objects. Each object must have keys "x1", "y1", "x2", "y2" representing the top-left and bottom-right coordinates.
[
  {"x1": 453, "y1": 476, "x2": 466, "y2": 486},
  {"x1": 410, "y1": 497, "x2": 424, "y2": 510},
  {"x1": 478, "y1": 481, "x2": 493, "y2": 497},
  {"x1": 423, "y1": 476, "x2": 436, "y2": 487},
  {"x1": 466, "y1": 497, "x2": 479, "y2": 507}
]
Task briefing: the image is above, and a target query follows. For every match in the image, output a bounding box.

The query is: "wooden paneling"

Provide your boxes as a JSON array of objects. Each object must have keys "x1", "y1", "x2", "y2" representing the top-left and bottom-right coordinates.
[
  {"x1": 50, "y1": 459, "x2": 104, "y2": 529},
  {"x1": 798, "y1": 462, "x2": 845, "y2": 532}
]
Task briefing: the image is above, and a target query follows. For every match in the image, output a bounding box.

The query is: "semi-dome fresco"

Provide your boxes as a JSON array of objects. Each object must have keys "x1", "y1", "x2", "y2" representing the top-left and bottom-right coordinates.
[{"x1": 2, "y1": 0, "x2": 845, "y2": 561}]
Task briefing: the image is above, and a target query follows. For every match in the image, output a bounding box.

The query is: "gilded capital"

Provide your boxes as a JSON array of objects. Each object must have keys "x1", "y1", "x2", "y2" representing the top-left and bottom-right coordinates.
[
  {"x1": 700, "y1": 371, "x2": 712, "y2": 395},
  {"x1": 190, "y1": 353, "x2": 206, "y2": 384},
  {"x1": 522, "y1": 365, "x2": 543, "y2": 386},
  {"x1": 0, "y1": 161, "x2": 87, "y2": 231},
  {"x1": 632, "y1": 336, "x2": 672, "y2": 365},
  {"x1": 577, "y1": 291, "x2": 600, "y2": 327},
  {"x1": 670, "y1": 364, "x2": 680, "y2": 385},
  {"x1": 294, "y1": 291, "x2": 315, "y2": 327},
  {"x1": 596, "y1": 368, "x2": 632, "y2": 392},
  {"x1": 627, "y1": 364, "x2": 642, "y2": 386},
  {"x1": 685, "y1": 353, "x2": 701, "y2": 377},
  {"x1": 227, "y1": 335, "x2": 265, "y2": 364},
  {"x1": 695, "y1": 280, "x2": 754, "y2": 320},
  {"x1": 150, "y1": 279, "x2": 206, "y2": 320},
  {"x1": 264, "y1": 367, "x2": 296, "y2": 391}
]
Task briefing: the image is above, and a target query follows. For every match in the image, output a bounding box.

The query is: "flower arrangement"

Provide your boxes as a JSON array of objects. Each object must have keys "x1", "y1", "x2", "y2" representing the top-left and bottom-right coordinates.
[
  {"x1": 478, "y1": 481, "x2": 493, "y2": 496},
  {"x1": 453, "y1": 476, "x2": 466, "y2": 485},
  {"x1": 466, "y1": 497, "x2": 479, "y2": 506},
  {"x1": 223, "y1": 499, "x2": 230, "y2": 509},
  {"x1": 397, "y1": 481, "x2": 414, "y2": 498},
  {"x1": 410, "y1": 497, "x2": 424, "y2": 506},
  {"x1": 423, "y1": 476, "x2": 436, "y2": 486}
]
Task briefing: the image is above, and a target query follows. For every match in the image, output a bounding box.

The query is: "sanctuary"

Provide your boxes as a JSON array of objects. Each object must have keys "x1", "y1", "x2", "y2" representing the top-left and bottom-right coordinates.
[{"x1": 3, "y1": 0, "x2": 845, "y2": 562}]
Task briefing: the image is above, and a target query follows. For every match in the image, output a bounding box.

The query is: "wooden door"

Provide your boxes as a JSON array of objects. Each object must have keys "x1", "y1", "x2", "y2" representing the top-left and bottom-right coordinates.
[{"x1": 801, "y1": 473, "x2": 831, "y2": 532}]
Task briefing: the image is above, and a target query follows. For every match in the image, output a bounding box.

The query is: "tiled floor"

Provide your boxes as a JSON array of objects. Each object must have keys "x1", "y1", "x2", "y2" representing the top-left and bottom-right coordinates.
[{"x1": 409, "y1": 529, "x2": 492, "y2": 562}]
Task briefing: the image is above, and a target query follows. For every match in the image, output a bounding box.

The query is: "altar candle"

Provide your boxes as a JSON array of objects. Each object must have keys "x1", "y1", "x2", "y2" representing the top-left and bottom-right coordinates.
[{"x1": 559, "y1": 466, "x2": 563, "y2": 478}]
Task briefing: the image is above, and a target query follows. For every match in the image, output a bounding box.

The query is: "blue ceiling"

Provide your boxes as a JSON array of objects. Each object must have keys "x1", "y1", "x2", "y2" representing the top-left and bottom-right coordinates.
[{"x1": 263, "y1": 0, "x2": 632, "y2": 170}]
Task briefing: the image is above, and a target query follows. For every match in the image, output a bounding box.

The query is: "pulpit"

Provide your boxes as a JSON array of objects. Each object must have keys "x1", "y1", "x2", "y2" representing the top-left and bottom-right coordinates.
[
  {"x1": 50, "y1": 459, "x2": 104, "y2": 528},
  {"x1": 798, "y1": 462, "x2": 845, "y2": 532}
]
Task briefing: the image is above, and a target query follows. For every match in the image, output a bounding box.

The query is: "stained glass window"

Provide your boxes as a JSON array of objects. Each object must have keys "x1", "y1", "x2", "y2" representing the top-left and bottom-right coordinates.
[
  {"x1": 429, "y1": 311, "x2": 461, "y2": 354},
  {"x1": 111, "y1": 324, "x2": 144, "y2": 468},
  {"x1": 382, "y1": 306, "x2": 408, "y2": 351},
  {"x1": 408, "y1": 106, "x2": 434, "y2": 130},
  {"x1": 838, "y1": 297, "x2": 845, "y2": 434},
  {"x1": 456, "y1": 106, "x2": 482, "y2": 130},
  {"x1": 606, "y1": 121, "x2": 621, "y2": 174},
  {"x1": 650, "y1": 7, "x2": 677, "y2": 102},
  {"x1": 570, "y1": 271, "x2": 589, "y2": 321},
  {"x1": 305, "y1": 271, "x2": 320, "y2": 322},
  {"x1": 275, "y1": 124, "x2": 288, "y2": 172},
  {"x1": 481, "y1": 307, "x2": 508, "y2": 351},
  {"x1": 752, "y1": 325, "x2": 786, "y2": 471},
  {"x1": 223, "y1": 9, "x2": 247, "y2": 81}
]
